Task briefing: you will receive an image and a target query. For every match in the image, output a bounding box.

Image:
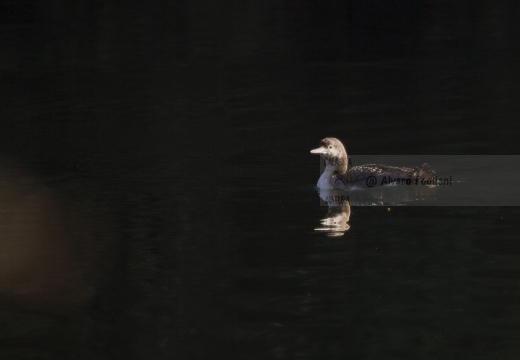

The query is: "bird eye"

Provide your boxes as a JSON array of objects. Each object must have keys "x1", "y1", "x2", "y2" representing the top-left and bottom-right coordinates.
[{"x1": 328, "y1": 146, "x2": 332, "y2": 149}]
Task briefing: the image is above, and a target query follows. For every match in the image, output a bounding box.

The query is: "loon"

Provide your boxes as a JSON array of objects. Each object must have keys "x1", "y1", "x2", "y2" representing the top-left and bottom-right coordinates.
[{"x1": 310, "y1": 137, "x2": 435, "y2": 190}]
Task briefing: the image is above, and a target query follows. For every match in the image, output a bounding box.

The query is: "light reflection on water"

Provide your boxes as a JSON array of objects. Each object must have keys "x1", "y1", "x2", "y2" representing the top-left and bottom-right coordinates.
[{"x1": 0, "y1": 159, "x2": 95, "y2": 313}]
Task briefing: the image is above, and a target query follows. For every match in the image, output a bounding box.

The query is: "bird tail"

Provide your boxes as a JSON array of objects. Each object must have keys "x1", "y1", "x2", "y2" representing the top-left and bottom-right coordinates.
[{"x1": 412, "y1": 163, "x2": 435, "y2": 180}]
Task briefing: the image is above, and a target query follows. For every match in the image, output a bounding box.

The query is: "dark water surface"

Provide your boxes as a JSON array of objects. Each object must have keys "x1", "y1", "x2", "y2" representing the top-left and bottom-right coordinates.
[{"x1": 2, "y1": 3, "x2": 520, "y2": 359}]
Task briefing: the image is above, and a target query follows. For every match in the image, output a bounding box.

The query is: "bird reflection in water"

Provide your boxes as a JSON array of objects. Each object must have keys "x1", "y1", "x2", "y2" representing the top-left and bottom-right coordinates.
[{"x1": 315, "y1": 189, "x2": 351, "y2": 237}]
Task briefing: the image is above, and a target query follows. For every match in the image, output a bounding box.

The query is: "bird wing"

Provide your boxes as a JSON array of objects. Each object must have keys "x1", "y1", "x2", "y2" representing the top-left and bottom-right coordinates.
[{"x1": 332, "y1": 164, "x2": 434, "y2": 190}]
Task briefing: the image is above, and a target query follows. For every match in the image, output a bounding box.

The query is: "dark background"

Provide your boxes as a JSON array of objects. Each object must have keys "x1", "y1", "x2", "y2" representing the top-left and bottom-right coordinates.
[
  {"x1": 1, "y1": 1, "x2": 520, "y2": 359},
  {"x1": 2, "y1": 0, "x2": 519, "y2": 162}
]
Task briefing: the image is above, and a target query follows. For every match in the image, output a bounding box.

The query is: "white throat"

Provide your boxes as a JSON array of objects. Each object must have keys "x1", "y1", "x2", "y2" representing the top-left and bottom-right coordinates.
[
  {"x1": 318, "y1": 159, "x2": 348, "y2": 190},
  {"x1": 317, "y1": 166, "x2": 337, "y2": 190}
]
